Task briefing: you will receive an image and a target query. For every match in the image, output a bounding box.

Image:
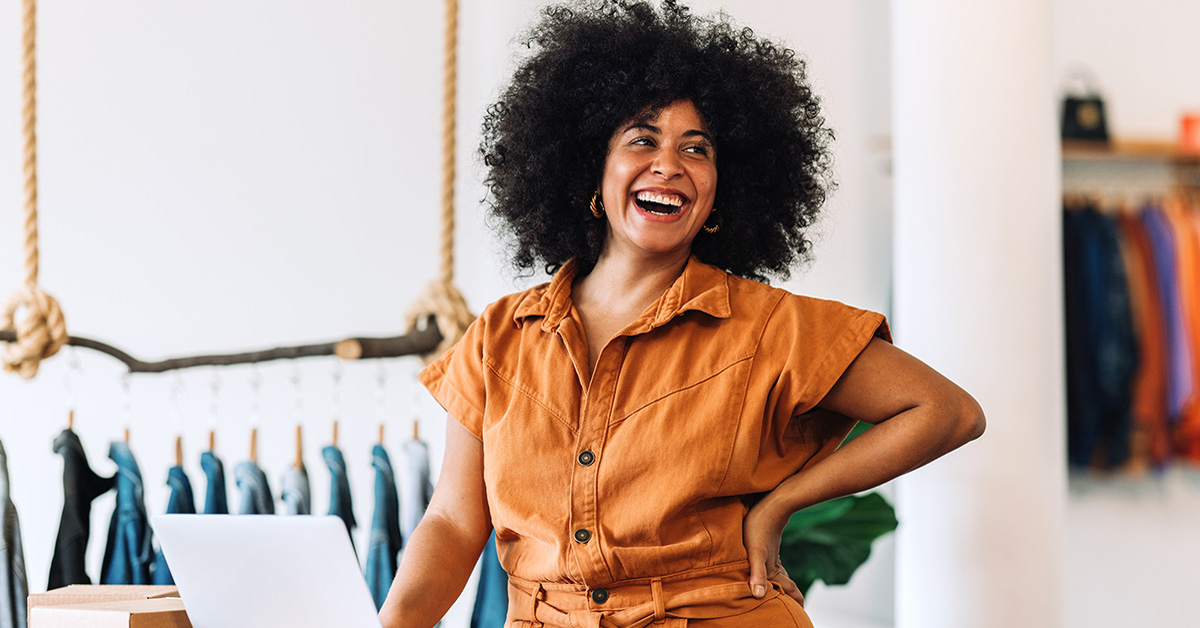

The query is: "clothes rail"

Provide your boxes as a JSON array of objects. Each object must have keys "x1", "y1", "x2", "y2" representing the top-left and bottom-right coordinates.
[{"x1": 0, "y1": 318, "x2": 442, "y2": 373}]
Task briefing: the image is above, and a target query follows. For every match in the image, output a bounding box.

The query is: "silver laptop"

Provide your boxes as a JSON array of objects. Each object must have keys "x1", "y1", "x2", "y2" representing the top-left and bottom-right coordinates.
[{"x1": 153, "y1": 514, "x2": 384, "y2": 628}]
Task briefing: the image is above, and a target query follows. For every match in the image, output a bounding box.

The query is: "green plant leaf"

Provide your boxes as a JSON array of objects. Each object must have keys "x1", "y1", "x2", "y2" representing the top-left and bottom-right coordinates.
[{"x1": 779, "y1": 491, "x2": 898, "y2": 595}]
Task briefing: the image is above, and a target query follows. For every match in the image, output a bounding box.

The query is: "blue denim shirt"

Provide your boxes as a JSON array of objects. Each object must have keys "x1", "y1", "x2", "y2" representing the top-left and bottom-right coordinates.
[
  {"x1": 401, "y1": 439, "x2": 434, "y2": 540},
  {"x1": 101, "y1": 441, "x2": 152, "y2": 585},
  {"x1": 235, "y1": 461, "x2": 275, "y2": 515},
  {"x1": 0, "y1": 441, "x2": 27, "y2": 628},
  {"x1": 365, "y1": 444, "x2": 402, "y2": 610},
  {"x1": 471, "y1": 533, "x2": 508, "y2": 628},
  {"x1": 280, "y1": 464, "x2": 311, "y2": 516},
  {"x1": 152, "y1": 465, "x2": 196, "y2": 585},
  {"x1": 200, "y1": 451, "x2": 228, "y2": 515},
  {"x1": 323, "y1": 445, "x2": 356, "y2": 551}
]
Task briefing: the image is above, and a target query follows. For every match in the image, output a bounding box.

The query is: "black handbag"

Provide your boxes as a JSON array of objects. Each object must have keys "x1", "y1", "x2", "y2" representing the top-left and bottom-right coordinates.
[{"x1": 1061, "y1": 71, "x2": 1110, "y2": 142}]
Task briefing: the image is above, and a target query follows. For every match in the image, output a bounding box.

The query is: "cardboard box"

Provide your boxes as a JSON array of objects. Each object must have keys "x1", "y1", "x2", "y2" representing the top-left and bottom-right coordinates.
[
  {"x1": 28, "y1": 585, "x2": 180, "y2": 618},
  {"x1": 30, "y1": 597, "x2": 190, "y2": 628}
]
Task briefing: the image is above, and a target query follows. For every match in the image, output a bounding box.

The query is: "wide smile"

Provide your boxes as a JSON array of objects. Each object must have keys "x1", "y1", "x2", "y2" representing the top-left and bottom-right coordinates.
[{"x1": 632, "y1": 189, "x2": 690, "y2": 219}]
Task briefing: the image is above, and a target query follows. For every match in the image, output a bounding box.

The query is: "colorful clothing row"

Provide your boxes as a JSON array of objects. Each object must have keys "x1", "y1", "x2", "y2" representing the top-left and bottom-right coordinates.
[{"x1": 1063, "y1": 201, "x2": 1200, "y2": 471}]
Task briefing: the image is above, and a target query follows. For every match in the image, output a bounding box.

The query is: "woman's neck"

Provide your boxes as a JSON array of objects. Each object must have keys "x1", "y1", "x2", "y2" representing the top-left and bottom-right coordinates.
[{"x1": 573, "y1": 249, "x2": 691, "y2": 318}]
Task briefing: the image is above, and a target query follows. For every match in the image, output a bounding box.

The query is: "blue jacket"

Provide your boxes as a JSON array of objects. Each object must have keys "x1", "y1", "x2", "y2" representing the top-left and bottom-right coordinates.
[
  {"x1": 235, "y1": 461, "x2": 275, "y2": 515},
  {"x1": 401, "y1": 439, "x2": 434, "y2": 540},
  {"x1": 280, "y1": 464, "x2": 311, "y2": 515},
  {"x1": 101, "y1": 441, "x2": 152, "y2": 585},
  {"x1": 470, "y1": 533, "x2": 508, "y2": 628},
  {"x1": 152, "y1": 465, "x2": 196, "y2": 585},
  {"x1": 200, "y1": 451, "x2": 228, "y2": 515},
  {"x1": 323, "y1": 445, "x2": 356, "y2": 551},
  {"x1": 365, "y1": 444, "x2": 402, "y2": 610}
]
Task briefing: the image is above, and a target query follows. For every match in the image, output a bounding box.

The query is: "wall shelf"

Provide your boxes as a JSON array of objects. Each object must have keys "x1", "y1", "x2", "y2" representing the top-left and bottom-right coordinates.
[{"x1": 1062, "y1": 139, "x2": 1200, "y2": 163}]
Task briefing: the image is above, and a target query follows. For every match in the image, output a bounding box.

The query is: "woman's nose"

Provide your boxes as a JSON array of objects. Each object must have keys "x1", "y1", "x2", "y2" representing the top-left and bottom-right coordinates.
[{"x1": 651, "y1": 150, "x2": 683, "y2": 178}]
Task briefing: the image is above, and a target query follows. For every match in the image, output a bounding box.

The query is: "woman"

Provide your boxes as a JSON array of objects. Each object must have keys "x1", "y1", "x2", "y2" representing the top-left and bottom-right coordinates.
[{"x1": 379, "y1": 2, "x2": 984, "y2": 627}]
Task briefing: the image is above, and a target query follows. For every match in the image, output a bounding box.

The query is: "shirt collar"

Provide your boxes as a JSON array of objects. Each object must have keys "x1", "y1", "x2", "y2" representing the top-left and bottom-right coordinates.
[{"x1": 513, "y1": 255, "x2": 732, "y2": 333}]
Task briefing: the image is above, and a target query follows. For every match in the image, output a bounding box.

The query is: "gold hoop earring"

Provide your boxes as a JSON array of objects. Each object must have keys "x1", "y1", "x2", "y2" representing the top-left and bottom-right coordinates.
[
  {"x1": 590, "y1": 191, "x2": 604, "y2": 218},
  {"x1": 702, "y1": 209, "x2": 719, "y2": 234}
]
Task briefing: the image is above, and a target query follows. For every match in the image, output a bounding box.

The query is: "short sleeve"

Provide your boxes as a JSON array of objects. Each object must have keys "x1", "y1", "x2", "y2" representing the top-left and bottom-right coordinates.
[
  {"x1": 761, "y1": 294, "x2": 891, "y2": 465},
  {"x1": 417, "y1": 305, "x2": 491, "y2": 439}
]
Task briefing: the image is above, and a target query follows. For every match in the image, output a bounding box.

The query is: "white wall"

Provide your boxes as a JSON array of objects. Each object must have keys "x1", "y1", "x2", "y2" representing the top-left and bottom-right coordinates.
[
  {"x1": 1053, "y1": 2, "x2": 1200, "y2": 627},
  {"x1": 0, "y1": 2, "x2": 896, "y2": 627}
]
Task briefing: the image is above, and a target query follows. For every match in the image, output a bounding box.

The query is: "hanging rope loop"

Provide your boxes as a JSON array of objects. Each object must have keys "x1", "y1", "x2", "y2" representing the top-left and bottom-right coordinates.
[
  {"x1": 405, "y1": 0, "x2": 472, "y2": 365},
  {"x1": 404, "y1": 281, "x2": 474, "y2": 365},
  {"x1": 1, "y1": 0, "x2": 68, "y2": 379},
  {"x1": 2, "y1": 284, "x2": 67, "y2": 379}
]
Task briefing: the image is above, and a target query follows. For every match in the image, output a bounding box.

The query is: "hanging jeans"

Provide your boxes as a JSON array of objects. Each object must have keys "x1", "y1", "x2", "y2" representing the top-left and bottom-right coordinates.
[
  {"x1": 401, "y1": 439, "x2": 434, "y2": 540},
  {"x1": 200, "y1": 451, "x2": 228, "y2": 515},
  {"x1": 101, "y1": 442, "x2": 152, "y2": 585},
  {"x1": 152, "y1": 465, "x2": 196, "y2": 585},
  {"x1": 235, "y1": 461, "x2": 275, "y2": 515},
  {"x1": 280, "y1": 465, "x2": 311, "y2": 515},
  {"x1": 323, "y1": 445, "x2": 356, "y2": 552},
  {"x1": 365, "y1": 444, "x2": 402, "y2": 610},
  {"x1": 470, "y1": 533, "x2": 508, "y2": 628},
  {"x1": 48, "y1": 429, "x2": 113, "y2": 588},
  {"x1": 0, "y1": 441, "x2": 27, "y2": 628}
]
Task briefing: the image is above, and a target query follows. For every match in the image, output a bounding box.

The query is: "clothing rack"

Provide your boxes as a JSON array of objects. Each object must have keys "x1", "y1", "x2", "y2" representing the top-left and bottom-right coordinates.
[{"x1": 0, "y1": 318, "x2": 442, "y2": 373}]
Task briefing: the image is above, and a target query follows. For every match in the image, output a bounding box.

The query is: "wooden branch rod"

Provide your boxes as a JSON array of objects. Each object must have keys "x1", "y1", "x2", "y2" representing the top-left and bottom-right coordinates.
[{"x1": 0, "y1": 319, "x2": 442, "y2": 374}]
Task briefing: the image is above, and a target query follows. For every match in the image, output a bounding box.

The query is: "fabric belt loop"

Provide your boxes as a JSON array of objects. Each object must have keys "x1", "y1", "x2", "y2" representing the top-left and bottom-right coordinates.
[
  {"x1": 528, "y1": 582, "x2": 545, "y2": 628},
  {"x1": 651, "y1": 577, "x2": 666, "y2": 623}
]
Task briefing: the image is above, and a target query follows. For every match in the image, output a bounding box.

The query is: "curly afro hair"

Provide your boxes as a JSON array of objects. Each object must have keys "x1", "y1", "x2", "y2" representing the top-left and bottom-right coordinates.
[{"x1": 480, "y1": 0, "x2": 834, "y2": 282}]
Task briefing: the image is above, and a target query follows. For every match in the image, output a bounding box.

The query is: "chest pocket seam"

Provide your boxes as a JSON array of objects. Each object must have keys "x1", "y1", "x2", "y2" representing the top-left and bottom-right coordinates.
[
  {"x1": 613, "y1": 352, "x2": 755, "y2": 425},
  {"x1": 483, "y1": 356, "x2": 577, "y2": 433}
]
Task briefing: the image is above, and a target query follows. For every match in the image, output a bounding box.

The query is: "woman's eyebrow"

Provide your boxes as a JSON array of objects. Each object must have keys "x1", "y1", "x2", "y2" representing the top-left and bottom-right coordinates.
[
  {"x1": 623, "y1": 122, "x2": 660, "y2": 134},
  {"x1": 683, "y1": 130, "x2": 714, "y2": 143}
]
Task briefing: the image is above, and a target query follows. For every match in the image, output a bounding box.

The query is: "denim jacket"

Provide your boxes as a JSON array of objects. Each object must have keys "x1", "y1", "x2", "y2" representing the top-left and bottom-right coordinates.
[
  {"x1": 48, "y1": 429, "x2": 113, "y2": 588},
  {"x1": 471, "y1": 533, "x2": 508, "y2": 628},
  {"x1": 235, "y1": 461, "x2": 275, "y2": 515},
  {"x1": 365, "y1": 444, "x2": 402, "y2": 610},
  {"x1": 280, "y1": 464, "x2": 311, "y2": 516},
  {"x1": 323, "y1": 445, "x2": 356, "y2": 551},
  {"x1": 200, "y1": 451, "x2": 228, "y2": 515},
  {"x1": 100, "y1": 441, "x2": 152, "y2": 585},
  {"x1": 401, "y1": 439, "x2": 434, "y2": 540},
  {"x1": 152, "y1": 465, "x2": 196, "y2": 585}
]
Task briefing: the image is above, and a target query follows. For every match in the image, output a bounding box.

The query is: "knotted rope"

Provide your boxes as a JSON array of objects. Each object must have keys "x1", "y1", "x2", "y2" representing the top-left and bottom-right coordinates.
[
  {"x1": 2, "y1": 0, "x2": 68, "y2": 380},
  {"x1": 406, "y1": 0, "x2": 474, "y2": 363}
]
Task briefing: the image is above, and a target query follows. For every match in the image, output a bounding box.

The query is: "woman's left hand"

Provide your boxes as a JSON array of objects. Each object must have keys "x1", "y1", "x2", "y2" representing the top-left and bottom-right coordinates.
[{"x1": 743, "y1": 498, "x2": 805, "y2": 607}]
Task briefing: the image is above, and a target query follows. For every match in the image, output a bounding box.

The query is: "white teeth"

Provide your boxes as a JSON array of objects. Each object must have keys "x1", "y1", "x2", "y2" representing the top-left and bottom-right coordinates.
[{"x1": 635, "y1": 191, "x2": 684, "y2": 207}]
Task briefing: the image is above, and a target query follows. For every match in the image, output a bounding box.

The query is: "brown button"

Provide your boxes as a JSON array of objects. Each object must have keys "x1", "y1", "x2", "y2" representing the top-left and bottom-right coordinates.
[
  {"x1": 578, "y1": 450, "x2": 595, "y2": 466},
  {"x1": 574, "y1": 528, "x2": 591, "y2": 543},
  {"x1": 591, "y1": 587, "x2": 609, "y2": 604}
]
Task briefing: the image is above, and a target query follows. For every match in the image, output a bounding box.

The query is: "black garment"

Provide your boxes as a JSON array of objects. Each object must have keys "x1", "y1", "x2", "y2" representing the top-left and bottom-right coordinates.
[
  {"x1": 1063, "y1": 206, "x2": 1138, "y2": 468},
  {"x1": 48, "y1": 429, "x2": 114, "y2": 588}
]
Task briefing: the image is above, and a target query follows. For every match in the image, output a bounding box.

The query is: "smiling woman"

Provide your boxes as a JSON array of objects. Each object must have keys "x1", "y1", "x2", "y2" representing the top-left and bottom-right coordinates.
[
  {"x1": 377, "y1": 2, "x2": 984, "y2": 628},
  {"x1": 598, "y1": 101, "x2": 718, "y2": 263}
]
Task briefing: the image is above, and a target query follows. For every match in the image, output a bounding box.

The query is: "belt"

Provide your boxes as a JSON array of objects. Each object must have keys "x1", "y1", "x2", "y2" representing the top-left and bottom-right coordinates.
[{"x1": 506, "y1": 560, "x2": 778, "y2": 628}]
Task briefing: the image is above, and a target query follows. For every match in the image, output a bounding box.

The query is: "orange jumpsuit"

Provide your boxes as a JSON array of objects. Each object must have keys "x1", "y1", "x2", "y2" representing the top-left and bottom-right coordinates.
[{"x1": 421, "y1": 257, "x2": 889, "y2": 627}]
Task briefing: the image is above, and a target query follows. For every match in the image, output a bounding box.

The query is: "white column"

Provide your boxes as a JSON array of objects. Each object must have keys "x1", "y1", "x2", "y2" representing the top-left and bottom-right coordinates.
[{"x1": 891, "y1": 3, "x2": 1066, "y2": 628}]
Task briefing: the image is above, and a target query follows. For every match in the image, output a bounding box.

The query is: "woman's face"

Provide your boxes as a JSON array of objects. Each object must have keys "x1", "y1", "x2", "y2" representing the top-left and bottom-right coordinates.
[{"x1": 599, "y1": 99, "x2": 717, "y2": 262}]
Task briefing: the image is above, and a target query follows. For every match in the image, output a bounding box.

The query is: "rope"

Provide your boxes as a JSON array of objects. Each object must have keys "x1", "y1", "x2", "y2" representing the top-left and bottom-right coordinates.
[
  {"x1": 406, "y1": 0, "x2": 473, "y2": 363},
  {"x1": 2, "y1": 0, "x2": 68, "y2": 380},
  {"x1": 441, "y1": 0, "x2": 457, "y2": 285}
]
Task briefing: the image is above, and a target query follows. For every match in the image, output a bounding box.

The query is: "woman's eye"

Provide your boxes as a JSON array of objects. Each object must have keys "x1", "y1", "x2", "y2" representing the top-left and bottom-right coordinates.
[
  {"x1": 631, "y1": 137, "x2": 655, "y2": 146},
  {"x1": 684, "y1": 145, "x2": 709, "y2": 155}
]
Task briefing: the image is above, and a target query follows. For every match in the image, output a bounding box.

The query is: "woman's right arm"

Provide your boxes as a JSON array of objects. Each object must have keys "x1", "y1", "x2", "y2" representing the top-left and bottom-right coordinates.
[{"x1": 378, "y1": 418, "x2": 492, "y2": 628}]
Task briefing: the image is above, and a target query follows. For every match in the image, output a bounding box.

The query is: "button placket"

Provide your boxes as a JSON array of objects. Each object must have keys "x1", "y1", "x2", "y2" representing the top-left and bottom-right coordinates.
[{"x1": 567, "y1": 340, "x2": 625, "y2": 586}]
